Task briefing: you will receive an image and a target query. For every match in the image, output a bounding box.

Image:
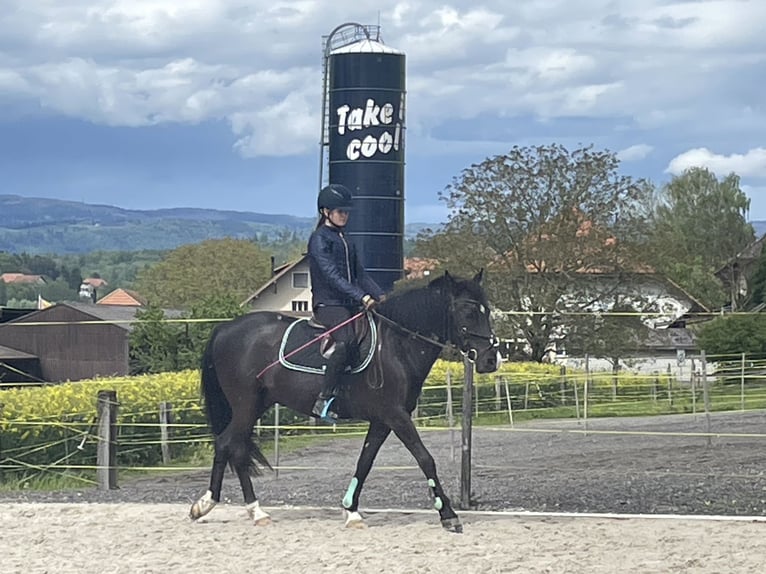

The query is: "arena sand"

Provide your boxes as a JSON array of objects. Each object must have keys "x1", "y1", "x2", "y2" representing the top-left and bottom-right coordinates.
[{"x1": 2, "y1": 503, "x2": 764, "y2": 573}]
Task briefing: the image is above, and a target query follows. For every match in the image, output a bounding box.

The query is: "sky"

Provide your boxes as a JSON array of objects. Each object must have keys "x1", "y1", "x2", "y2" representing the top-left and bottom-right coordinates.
[{"x1": 1, "y1": 0, "x2": 765, "y2": 224}]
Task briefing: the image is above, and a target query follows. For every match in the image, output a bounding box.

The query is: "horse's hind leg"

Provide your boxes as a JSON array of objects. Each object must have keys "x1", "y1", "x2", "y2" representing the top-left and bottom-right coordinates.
[
  {"x1": 342, "y1": 421, "x2": 391, "y2": 528},
  {"x1": 191, "y1": 394, "x2": 271, "y2": 524},
  {"x1": 230, "y1": 399, "x2": 273, "y2": 525},
  {"x1": 386, "y1": 409, "x2": 463, "y2": 533},
  {"x1": 189, "y1": 432, "x2": 231, "y2": 520}
]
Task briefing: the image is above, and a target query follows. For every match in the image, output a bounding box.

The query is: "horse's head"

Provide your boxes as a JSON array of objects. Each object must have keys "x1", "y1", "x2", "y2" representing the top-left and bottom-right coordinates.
[{"x1": 429, "y1": 269, "x2": 500, "y2": 374}]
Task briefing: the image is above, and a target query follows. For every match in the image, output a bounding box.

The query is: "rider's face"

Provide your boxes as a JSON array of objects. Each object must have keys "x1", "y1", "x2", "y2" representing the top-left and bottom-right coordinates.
[{"x1": 325, "y1": 208, "x2": 349, "y2": 227}]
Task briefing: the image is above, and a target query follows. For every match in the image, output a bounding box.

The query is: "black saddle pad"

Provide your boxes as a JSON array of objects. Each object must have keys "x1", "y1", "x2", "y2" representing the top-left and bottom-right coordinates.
[{"x1": 278, "y1": 313, "x2": 377, "y2": 375}]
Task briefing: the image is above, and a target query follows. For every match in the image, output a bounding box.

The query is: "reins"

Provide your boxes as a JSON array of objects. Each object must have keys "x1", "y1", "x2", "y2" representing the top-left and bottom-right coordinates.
[{"x1": 371, "y1": 309, "x2": 452, "y2": 351}]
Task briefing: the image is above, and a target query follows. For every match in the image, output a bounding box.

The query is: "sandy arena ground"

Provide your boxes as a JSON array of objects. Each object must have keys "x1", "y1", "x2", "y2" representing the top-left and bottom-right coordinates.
[{"x1": 2, "y1": 502, "x2": 765, "y2": 574}]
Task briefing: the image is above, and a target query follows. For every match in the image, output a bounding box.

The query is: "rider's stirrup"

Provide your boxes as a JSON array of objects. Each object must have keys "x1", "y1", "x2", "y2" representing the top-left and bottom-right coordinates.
[{"x1": 313, "y1": 397, "x2": 337, "y2": 423}]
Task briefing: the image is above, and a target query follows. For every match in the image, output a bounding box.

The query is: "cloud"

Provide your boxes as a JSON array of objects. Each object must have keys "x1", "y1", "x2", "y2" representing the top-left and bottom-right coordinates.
[
  {"x1": 1, "y1": 0, "x2": 765, "y2": 169},
  {"x1": 666, "y1": 147, "x2": 766, "y2": 178},
  {"x1": 617, "y1": 144, "x2": 653, "y2": 162}
]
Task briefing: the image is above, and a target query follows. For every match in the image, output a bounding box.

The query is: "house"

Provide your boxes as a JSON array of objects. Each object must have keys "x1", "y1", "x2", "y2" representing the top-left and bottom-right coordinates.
[
  {"x1": 0, "y1": 273, "x2": 46, "y2": 285},
  {"x1": 242, "y1": 255, "x2": 436, "y2": 315},
  {"x1": 242, "y1": 257, "x2": 312, "y2": 315},
  {"x1": 715, "y1": 233, "x2": 765, "y2": 310},
  {"x1": 97, "y1": 288, "x2": 146, "y2": 307},
  {"x1": 403, "y1": 257, "x2": 439, "y2": 280},
  {"x1": 83, "y1": 277, "x2": 108, "y2": 289},
  {"x1": 0, "y1": 302, "x2": 177, "y2": 383}
]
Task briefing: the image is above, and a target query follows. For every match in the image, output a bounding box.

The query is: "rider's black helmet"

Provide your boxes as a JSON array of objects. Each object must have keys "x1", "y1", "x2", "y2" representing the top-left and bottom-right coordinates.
[{"x1": 317, "y1": 184, "x2": 353, "y2": 213}]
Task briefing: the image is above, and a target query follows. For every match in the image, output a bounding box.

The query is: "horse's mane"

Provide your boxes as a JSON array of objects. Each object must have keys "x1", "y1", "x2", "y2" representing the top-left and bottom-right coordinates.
[
  {"x1": 377, "y1": 283, "x2": 447, "y2": 327},
  {"x1": 376, "y1": 273, "x2": 484, "y2": 336}
]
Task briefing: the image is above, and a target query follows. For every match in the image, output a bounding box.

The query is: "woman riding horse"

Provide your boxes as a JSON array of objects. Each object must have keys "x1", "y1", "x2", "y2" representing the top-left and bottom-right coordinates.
[{"x1": 308, "y1": 183, "x2": 384, "y2": 420}]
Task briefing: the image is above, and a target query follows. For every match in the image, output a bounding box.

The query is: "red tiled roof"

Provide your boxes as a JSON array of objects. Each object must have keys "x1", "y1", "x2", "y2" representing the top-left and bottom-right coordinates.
[
  {"x1": 96, "y1": 288, "x2": 145, "y2": 307},
  {"x1": 0, "y1": 273, "x2": 46, "y2": 284},
  {"x1": 83, "y1": 277, "x2": 108, "y2": 288},
  {"x1": 403, "y1": 257, "x2": 439, "y2": 279}
]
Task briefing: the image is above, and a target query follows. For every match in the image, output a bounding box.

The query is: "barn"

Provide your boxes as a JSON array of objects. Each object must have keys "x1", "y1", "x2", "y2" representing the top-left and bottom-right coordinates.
[{"x1": 0, "y1": 302, "x2": 145, "y2": 383}]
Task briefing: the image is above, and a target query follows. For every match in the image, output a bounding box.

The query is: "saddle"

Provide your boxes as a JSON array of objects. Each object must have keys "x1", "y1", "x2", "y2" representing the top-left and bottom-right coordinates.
[{"x1": 278, "y1": 312, "x2": 377, "y2": 375}]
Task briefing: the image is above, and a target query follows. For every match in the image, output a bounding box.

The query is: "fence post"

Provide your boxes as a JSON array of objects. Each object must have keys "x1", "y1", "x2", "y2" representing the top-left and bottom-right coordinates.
[
  {"x1": 573, "y1": 376, "x2": 580, "y2": 421},
  {"x1": 524, "y1": 381, "x2": 530, "y2": 410},
  {"x1": 460, "y1": 355, "x2": 474, "y2": 509},
  {"x1": 701, "y1": 351, "x2": 712, "y2": 447},
  {"x1": 159, "y1": 402, "x2": 172, "y2": 465},
  {"x1": 559, "y1": 365, "x2": 567, "y2": 405},
  {"x1": 690, "y1": 359, "x2": 697, "y2": 416},
  {"x1": 667, "y1": 363, "x2": 673, "y2": 406},
  {"x1": 274, "y1": 403, "x2": 281, "y2": 479},
  {"x1": 740, "y1": 352, "x2": 746, "y2": 412},
  {"x1": 446, "y1": 368, "x2": 455, "y2": 463},
  {"x1": 97, "y1": 390, "x2": 118, "y2": 490},
  {"x1": 504, "y1": 379, "x2": 513, "y2": 427},
  {"x1": 584, "y1": 355, "x2": 590, "y2": 435}
]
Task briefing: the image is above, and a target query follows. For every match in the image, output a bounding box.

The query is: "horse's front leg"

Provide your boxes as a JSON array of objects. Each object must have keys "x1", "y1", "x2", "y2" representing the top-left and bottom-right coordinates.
[
  {"x1": 386, "y1": 409, "x2": 462, "y2": 533},
  {"x1": 342, "y1": 420, "x2": 391, "y2": 528}
]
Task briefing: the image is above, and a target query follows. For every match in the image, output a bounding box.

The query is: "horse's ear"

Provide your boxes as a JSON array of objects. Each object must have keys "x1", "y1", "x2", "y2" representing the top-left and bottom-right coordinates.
[
  {"x1": 473, "y1": 268, "x2": 484, "y2": 284},
  {"x1": 428, "y1": 270, "x2": 455, "y2": 290}
]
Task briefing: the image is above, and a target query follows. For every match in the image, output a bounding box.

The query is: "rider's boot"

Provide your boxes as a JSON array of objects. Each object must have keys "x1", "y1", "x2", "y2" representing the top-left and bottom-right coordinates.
[{"x1": 312, "y1": 342, "x2": 348, "y2": 420}]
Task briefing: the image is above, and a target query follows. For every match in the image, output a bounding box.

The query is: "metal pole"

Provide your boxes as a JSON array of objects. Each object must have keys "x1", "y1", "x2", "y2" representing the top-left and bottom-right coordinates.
[
  {"x1": 460, "y1": 356, "x2": 474, "y2": 509},
  {"x1": 446, "y1": 368, "x2": 455, "y2": 463}
]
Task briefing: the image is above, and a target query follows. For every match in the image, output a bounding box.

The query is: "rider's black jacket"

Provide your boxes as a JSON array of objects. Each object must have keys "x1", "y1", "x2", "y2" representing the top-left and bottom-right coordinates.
[{"x1": 307, "y1": 224, "x2": 384, "y2": 310}]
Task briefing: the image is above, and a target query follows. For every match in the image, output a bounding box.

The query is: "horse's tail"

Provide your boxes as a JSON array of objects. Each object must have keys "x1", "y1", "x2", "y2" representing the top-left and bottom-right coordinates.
[
  {"x1": 200, "y1": 329, "x2": 273, "y2": 475},
  {"x1": 200, "y1": 335, "x2": 231, "y2": 436}
]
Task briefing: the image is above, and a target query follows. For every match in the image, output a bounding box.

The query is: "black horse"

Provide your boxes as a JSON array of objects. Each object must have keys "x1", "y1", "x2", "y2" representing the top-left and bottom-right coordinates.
[{"x1": 189, "y1": 270, "x2": 499, "y2": 532}]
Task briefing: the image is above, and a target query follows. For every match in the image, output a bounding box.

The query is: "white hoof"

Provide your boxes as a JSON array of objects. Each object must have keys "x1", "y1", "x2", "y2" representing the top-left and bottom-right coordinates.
[
  {"x1": 344, "y1": 510, "x2": 367, "y2": 529},
  {"x1": 190, "y1": 490, "x2": 217, "y2": 520},
  {"x1": 246, "y1": 501, "x2": 272, "y2": 526}
]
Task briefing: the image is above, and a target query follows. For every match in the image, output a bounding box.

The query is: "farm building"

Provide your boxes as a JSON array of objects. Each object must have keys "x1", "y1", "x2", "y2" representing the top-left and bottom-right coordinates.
[{"x1": 0, "y1": 302, "x2": 175, "y2": 383}]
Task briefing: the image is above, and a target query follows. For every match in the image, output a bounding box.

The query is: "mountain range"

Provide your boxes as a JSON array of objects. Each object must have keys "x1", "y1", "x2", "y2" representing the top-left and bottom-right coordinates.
[
  {"x1": 0, "y1": 194, "x2": 434, "y2": 254},
  {"x1": 1, "y1": 194, "x2": 764, "y2": 255}
]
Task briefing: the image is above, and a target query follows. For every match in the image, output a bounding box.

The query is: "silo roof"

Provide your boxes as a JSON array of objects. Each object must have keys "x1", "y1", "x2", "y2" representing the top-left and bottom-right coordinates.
[{"x1": 330, "y1": 39, "x2": 402, "y2": 55}]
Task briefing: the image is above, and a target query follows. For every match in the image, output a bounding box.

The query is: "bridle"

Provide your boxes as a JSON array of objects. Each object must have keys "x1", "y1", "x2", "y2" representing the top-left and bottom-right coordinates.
[
  {"x1": 372, "y1": 295, "x2": 499, "y2": 363},
  {"x1": 448, "y1": 298, "x2": 500, "y2": 362}
]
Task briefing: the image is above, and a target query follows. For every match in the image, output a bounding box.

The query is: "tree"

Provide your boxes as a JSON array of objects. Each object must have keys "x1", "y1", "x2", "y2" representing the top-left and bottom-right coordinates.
[
  {"x1": 134, "y1": 238, "x2": 272, "y2": 309},
  {"x1": 176, "y1": 295, "x2": 245, "y2": 370},
  {"x1": 648, "y1": 167, "x2": 754, "y2": 309},
  {"x1": 128, "y1": 305, "x2": 182, "y2": 374},
  {"x1": 696, "y1": 314, "x2": 766, "y2": 359},
  {"x1": 128, "y1": 295, "x2": 245, "y2": 374},
  {"x1": 416, "y1": 144, "x2": 654, "y2": 361}
]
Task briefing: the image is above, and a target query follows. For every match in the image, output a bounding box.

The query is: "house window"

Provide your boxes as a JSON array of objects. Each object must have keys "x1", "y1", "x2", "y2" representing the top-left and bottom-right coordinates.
[
  {"x1": 292, "y1": 300, "x2": 309, "y2": 312},
  {"x1": 292, "y1": 272, "x2": 309, "y2": 289}
]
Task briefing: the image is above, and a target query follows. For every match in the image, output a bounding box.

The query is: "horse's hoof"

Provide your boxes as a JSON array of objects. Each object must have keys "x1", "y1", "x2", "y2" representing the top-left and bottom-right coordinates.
[
  {"x1": 190, "y1": 490, "x2": 217, "y2": 520},
  {"x1": 344, "y1": 510, "x2": 367, "y2": 529},
  {"x1": 246, "y1": 500, "x2": 272, "y2": 526},
  {"x1": 441, "y1": 517, "x2": 463, "y2": 533}
]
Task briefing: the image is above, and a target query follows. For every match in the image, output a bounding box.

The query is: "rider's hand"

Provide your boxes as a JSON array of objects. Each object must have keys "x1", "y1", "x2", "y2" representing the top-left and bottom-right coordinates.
[{"x1": 362, "y1": 294, "x2": 377, "y2": 310}]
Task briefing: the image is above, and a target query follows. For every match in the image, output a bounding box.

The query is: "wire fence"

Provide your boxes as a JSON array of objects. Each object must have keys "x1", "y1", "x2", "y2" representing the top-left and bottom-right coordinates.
[{"x1": 2, "y1": 351, "x2": 766, "y2": 489}]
